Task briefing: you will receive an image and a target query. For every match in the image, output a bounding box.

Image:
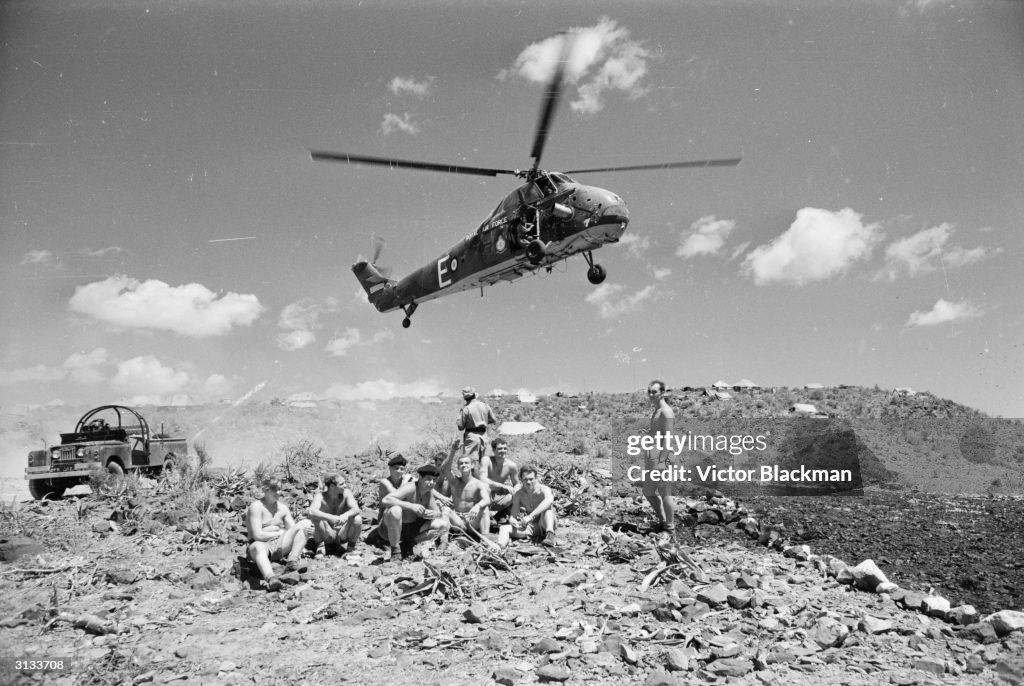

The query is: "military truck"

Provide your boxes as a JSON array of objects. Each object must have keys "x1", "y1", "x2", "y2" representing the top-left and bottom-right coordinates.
[{"x1": 25, "y1": 405, "x2": 190, "y2": 500}]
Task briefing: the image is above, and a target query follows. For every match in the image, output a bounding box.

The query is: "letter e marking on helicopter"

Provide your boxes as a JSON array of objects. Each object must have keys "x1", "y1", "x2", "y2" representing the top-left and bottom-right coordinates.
[{"x1": 437, "y1": 254, "x2": 451, "y2": 287}]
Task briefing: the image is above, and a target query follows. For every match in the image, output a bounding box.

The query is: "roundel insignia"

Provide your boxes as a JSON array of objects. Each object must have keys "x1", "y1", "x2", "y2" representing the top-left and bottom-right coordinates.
[
  {"x1": 496, "y1": 236, "x2": 507, "y2": 252},
  {"x1": 450, "y1": 257, "x2": 458, "y2": 272}
]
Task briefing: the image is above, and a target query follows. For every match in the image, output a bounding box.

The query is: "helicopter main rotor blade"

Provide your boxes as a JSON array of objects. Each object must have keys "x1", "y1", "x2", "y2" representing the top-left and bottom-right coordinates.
[
  {"x1": 529, "y1": 33, "x2": 574, "y2": 172},
  {"x1": 565, "y1": 157, "x2": 742, "y2": 175},
  {"x1": 310, "y1": 151, "x2": 516, "y2": 178}
]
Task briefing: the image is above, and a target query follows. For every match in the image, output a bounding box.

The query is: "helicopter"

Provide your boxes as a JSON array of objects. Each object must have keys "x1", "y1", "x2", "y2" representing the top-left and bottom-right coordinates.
[{"x1": 312, "y1": 35, "x2": 740, "y2": 328}]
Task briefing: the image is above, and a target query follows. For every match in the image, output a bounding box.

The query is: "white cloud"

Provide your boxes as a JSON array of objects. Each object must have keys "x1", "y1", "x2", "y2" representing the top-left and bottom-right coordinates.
[
  {"x1": 323, "y1": 378, "x2": 446, "y2": 401},
  {"x1": 112, "y1": 356, "x2": 189, "y2": 395},
  {"x1": 277, "y1": 329, "x2": 316, "y2": 351},
  {"x1": 388, "y1": 76, "x2": 434, "y2": 98},
  {"x1": 69, "y1": 275, "x2": 264, "y2": 337},
  {"x1": 371, "y1": 329, "x2": 395, "y2": 343},
  {"x1": 325, "y1": 327, "x2": 363, "y2": 357},
  {"x1": 618, "y1": 233, "x2": 650, "y2": 259},
  {"x1": 906, "y1": 299, "x2": 982, "y2": 327},
  {"x1": 499, "y1": 17, "x2": 652, "y2": 115},
  {"x1": 201, "y1": 373, "x2": 233, "y2": 397},
  {"x1": 0, "y1": 364, "x2": 65, "y2": 385},
  {"x1": 379, "y1": 112, "x2": 420, "y2": 136},
  {"x1": 651, "y1": 266, "x2": 672, "y2": 281},
  {"x1": 83, "y1": 246, "x2": 124, "y2": 258},
  {"x1": 63, "y1": 348, "x2": 108, "y2": 384},
  {"x1": 276, "y1": 298, "x2": 340, "y2": 351},
  {"x1": 677, "y1": 215, "x2": 736, "y2": 259},
  {"x1": 585, "y1": 282, "x2": 657, "y2": 318},
  {"x1": 20, "y1": 249, "x2": 56, "y2": 266},
  {"x1": 742, "y1": 208, "x2": 881, "y2": 286},
  {"x1": 878, "y1": 223, "x2": 1000, "y2": 280}
]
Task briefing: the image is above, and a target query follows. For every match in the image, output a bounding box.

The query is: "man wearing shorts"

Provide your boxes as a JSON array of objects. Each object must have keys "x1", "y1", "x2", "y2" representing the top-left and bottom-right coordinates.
[
  {"x1": 479, "y1": 437, "x2": 520, "y2": 522},
  {"x1": 380, "y1": 464, "x2": 450, "y2": 561},
  {"x1": 246, "y1": 478, "x2": 311, "y2": 591},
  {"x1": 497, "y1": 466, "x2": 557, "y2": 547},
  {"x1": 439, "y1": 452, "x2": 494, "y2": 543},
  {"x1": 457, "y1": 386, "x2": 496, "y2": 469},
  {"x1": 642, "y1": 379, "x2": 676, "y2": 534},
  {"x1": 302, "y1": 473, "x2": 362, "y2": 556}
]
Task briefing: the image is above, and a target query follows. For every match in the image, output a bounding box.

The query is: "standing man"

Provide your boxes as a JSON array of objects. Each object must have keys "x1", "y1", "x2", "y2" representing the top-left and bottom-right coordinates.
[
  {"x1": 497, "y1": 466, "x2": 557, "y2": 547},
  {"x1": 457, "y1": 386, "x2": 497, "y2": 470},
  {"x1": 479, "y1": 437, "x2": 520, "y2": 521},
  {"x1": 246, "y1": 478, "x2": 311, "y2": 592},
  {"x1": 303, "y1": 473, "x2": 362, "y2": 556},
  {"x1": 643, "y1": 380, "x2": 677, "y2": 535}
]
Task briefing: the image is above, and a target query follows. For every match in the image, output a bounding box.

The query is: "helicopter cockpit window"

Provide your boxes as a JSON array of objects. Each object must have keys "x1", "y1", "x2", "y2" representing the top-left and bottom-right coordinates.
[{"x1": 535, "y1": 175, "x2": 557, "y2": 196}]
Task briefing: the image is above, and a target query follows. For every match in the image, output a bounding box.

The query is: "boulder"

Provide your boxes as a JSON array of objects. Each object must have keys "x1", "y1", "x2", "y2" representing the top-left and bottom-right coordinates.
[
  {"x1": 921, "y1": 595, "x2": 951, "y2": 620},
  {"x1": 850, "y1": 559, "x2": 889, "y2": 592},
  {"x1": 708, "y1": 658, "x2": 754, "y2": 678},
  {"x1": 536, "y1": 664, "x2": 571, "y2": 682},
  {"x1": 808, "y1": 617, "x2": 849, "y2": 649},
  {"x1": 948, "y1": 605, "x2": 979, "y2": 626},
  {"x1": 982, "y1": 610, "x2": 1024, "y2": 636},
  {"x1": 0, "y1": 537, "x2": 45, "y2": 562},
  {"x1": 696, "y1": 583, "x2": 729, "y2": 608},
  {"x1": 858, "y1": 615, "x2": 894, "y2": 635}
]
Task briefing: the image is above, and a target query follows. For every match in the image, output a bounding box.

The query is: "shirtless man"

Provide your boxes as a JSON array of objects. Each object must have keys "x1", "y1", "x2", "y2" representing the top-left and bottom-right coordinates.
[
  {"x1": 302, "y1": 473, "x2": 362, "y2": 556},
  {"x1": 376, "y1": 454, "x2": 414, "y2": 522},
  {"x1": 642, "y1": 379, "x2": 676, "y2": 534},
  {"x1": 479, "y1": 437, "x2": 519, "y2": 520},
  {"x1": 439, "y1": 452, "x2": 492, "y2": 540},
  {"x1": 246, "y1": 478, "x2": 311, "y2": 591},
  {"x1": 497, "y1": 466, "x2": 557, "y2": 547},
  {"x1": 380, "y1": 465, "x2": 450, "y2": 561}
]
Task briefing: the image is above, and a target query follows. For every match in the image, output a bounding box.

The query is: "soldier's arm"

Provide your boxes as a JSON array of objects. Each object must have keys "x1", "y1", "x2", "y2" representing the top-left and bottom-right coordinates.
[
  {"x1": 305, "y1": 491, "x2": 332, "y2": 523},
  {"x1": 525, "y1": 486, "x2": 554, "y2": 521}
]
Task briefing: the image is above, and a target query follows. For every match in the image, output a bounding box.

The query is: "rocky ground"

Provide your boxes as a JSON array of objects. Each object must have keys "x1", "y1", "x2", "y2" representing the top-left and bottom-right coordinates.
[
  {"x1": 743, "y1": 490, "x2": 1024, "y2": 617},
  {"x1": 2, "y1": 474, "x2": 1024, "y2": 686}
]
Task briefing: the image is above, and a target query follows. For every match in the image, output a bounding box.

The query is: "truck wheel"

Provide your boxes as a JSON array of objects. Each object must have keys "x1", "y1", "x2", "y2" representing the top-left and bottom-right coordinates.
[
  {"x1": 107, "y1": 461, "x2": 125, "y2": 476},
  {"x1": 29, "y1": 480, "x2": 66, "y2": 501}
]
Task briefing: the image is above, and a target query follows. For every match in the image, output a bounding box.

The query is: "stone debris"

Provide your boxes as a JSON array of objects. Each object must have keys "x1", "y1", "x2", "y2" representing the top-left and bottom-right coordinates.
[{"x1": 4, "y1": 485, "x2": 1024, "y2": 685}]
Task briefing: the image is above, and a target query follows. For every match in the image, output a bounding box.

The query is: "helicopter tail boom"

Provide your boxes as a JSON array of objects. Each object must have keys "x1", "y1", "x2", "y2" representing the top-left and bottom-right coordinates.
[{"x1": 352, "y1": 261, "x2": 399, "y2": 313}]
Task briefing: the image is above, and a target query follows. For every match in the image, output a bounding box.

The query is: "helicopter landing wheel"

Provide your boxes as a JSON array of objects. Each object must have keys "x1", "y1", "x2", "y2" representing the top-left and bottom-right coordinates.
[
  {"x1": 587, "y1": 264, "x2": 607, "y2": 285},
  {"x1": 526, "y1": 239, "x2": 547, "y2": 265},
  {"x1": 400, "y1": 302, "x2": 418, "y2": 329}
]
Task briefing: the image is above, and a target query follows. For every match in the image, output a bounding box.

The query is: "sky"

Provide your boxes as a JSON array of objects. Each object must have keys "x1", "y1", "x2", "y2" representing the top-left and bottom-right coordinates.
[{"x1": 1, "y1": 0, "x2": 1022, "y2": 418}]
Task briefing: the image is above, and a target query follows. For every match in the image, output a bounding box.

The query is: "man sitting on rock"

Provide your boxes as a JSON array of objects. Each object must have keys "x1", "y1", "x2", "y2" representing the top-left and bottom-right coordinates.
[
  {"x1": 245, "y1": 477, "x2": 311, "y2": 592},
  {"x1": 479, "y1": 437, "x2": 520, "y2": 523},
  {"x1": 497, "y1": 466, "x2": 557, "y2": 547},
  {"x1": 439, "y1": 452, "x2": 495, "y2": 545},
  {"x1": 376, "y1": 454, "x2": 414, "y2": 523},
  {"x1": 302, "y1": 473, "x2": 362, "y2": 556},
  {"x1": 379, "y1": 464, "x2": 450, "y2": 561}
]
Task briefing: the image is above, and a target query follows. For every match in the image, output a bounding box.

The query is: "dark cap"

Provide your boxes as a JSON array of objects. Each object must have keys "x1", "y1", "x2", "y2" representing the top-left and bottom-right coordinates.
[
  {"x1": 387, "y1": 454, "x2": 407, "y2": 467},
  {"x1": 417, "y1": 465, "x2": 441, "y2": 477}
]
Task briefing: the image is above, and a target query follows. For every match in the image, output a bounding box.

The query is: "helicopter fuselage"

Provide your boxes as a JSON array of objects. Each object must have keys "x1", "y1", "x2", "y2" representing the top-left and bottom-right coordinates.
[{"x1": 353, "y1": 172, "x2": 629, "y2": 316}]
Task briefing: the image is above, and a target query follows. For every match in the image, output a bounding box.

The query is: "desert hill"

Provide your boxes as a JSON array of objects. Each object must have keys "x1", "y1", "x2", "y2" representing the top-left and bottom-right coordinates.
[{"x1": 4, "y1": 384, "x2": 1022, "y2": 495}]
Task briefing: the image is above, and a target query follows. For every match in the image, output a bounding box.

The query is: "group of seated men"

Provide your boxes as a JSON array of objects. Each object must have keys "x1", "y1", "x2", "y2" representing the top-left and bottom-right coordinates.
[{"x1": 245, "y1": 437, "x2": 557, "y2": 592}]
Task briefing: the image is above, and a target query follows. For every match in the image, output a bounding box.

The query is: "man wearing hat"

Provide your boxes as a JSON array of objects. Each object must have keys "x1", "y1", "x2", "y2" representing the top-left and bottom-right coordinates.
[
  {"x1": 457, "y1": 385, "x2": 497, "y2": 471},
  {"x1": 376, "y1": 454, "x2": 414, "y2": 524},
  {"x1": 379, "y1": 464, "x2": 450, "y2": 561}
]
